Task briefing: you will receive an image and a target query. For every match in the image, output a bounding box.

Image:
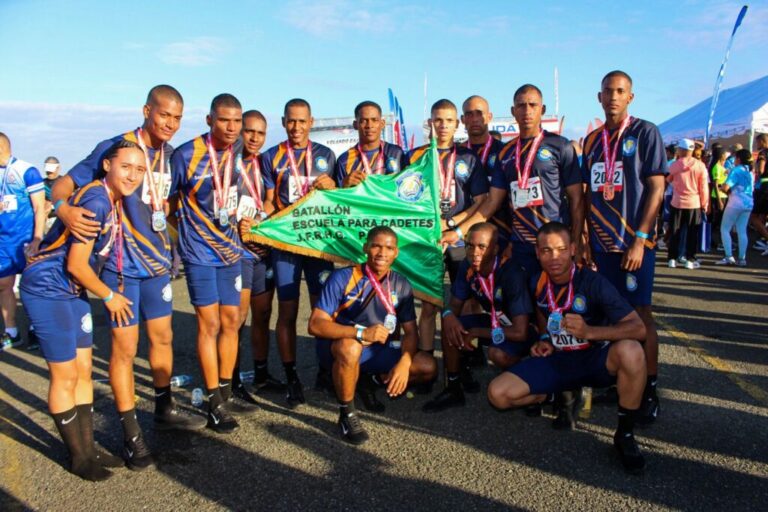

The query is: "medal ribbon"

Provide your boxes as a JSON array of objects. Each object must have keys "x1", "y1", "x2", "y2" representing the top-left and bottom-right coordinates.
[
  {"x1": 363, "y1": 264, "x2": 395, "y2": 316},
  {"x1": 438, "y1": 146, "x2": 457, "y2": 202},
  {"x1": 600, "y1": 116, "x2": 632, "y2": 191},
  {"x1": 357, "y1": 142, "x2": 385, "y2": 175},
  {"x1": 102, "y1": 180, "x2": 124, "y2": 275},
  {"x1": 135, "y1": 128, "x2": 166, "y2": 212},
  {"x1": 286, "y1": 141, "x2": 313, "y2": 197},
  {"x1": 474, "y1": 257, "x2": 500, "y2": 330},
  {"x1": 0, "y1": 156, "x2": 13, "y2": 198},
  {"x1": 239, "y1": 155, "x2": 264, "y2": 211},
  {"x1": 205, "y1": 134, "x2": 234, "y2": 212},
  {"x1": 515, "y1": 131, "x2": 545, "y2": 190},
  {"x1": 467, "y1": 136, "x2": 493, "y2": 166},
  {"x1": 545, "y1": 265, "x2": 576, "y2": 314}
]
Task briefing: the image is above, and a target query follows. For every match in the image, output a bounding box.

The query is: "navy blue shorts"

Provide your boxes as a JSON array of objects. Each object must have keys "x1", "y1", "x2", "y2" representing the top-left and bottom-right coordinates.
[
  {"x1": 241, "y1": 256, "x2": 275, "y2": 295},
  {"x1": 459, "y1": 313, "x2": 533, "y2": 358},
  {"x1": 273, "y1": 249, "x2": 333, "y2": 301},
  {"x1": 510, "y1": 245, "x2": 540, "y2": 274},
  {"x1": 316, "y1": 338, "x2": 402, "y2": 374},
  {"x1": 593, "y1": 248, "x2": 655, "y2": 307},
  {"x1": 184, "y1": 262, "x2": 242, "y2": 307},
  {"x1": 101, "y1": 270, "x2": 172, "y2": 327},
  {"x1": 509, "y1": 343, "x2": 615, "y2": 395},
  {"x1": 0, "y1": 241, "x2": 27, "y2": 278},
  {"x1": 21, "y1": 292, "x2": 92, "y2": 363}
]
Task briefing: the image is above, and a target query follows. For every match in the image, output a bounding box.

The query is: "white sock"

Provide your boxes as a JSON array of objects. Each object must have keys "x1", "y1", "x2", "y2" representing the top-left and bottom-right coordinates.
[{"x1": 5, "y1": 327, "x2": 18, "y2": 337}]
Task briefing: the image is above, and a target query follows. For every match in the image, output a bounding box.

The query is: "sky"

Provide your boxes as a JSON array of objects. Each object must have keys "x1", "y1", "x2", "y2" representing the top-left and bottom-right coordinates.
[{"x1": 1, "y1": 0, "x2": 766, "y2": 171}]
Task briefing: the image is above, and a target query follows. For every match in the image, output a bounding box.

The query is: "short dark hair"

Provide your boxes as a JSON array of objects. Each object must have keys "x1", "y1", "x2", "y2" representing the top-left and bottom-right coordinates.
[
  {"x1": 537, "y1": 221, "x2": 571, "y2": 242},
  {"x1": 146, "y1": 84, "x2": 184, "y2": 106},
  {"x1": 513, "y1": 84, "x2": 542, "y2": 102},
  {"x1": 44, "y1": 156, "x2": 59, "y2": 164},
  {"x1": 366, "y1": 226, "x2": 397, "y2": 243},
  {"x1": 98, "y1": 140, "x2": 142, "y2": 179},
  {"x1": 467, "y1": 222, "x2": 498, "y2": 240},
  {"x1": 243, "y1": 110, "x2": 267, "y2": 124},
  {"x1": 735, "y1": 148, "x2": 753, "y2": 167},
  {"x1": 210, "y1": 93, "x2": 242, "y2": 114},
  {"x1": 431, "y1": 99, "x2": 457, "y2": 114},
  {"x1": 462, "y1": 95, "x2": 488, "y2": 111},
  {"x1": 756, "y1": 133, "x2": 768, "y2": 144},
  {"x1": 354, "y1": 101, "x2": 382, "y2": 118},
  {"x1": 284, "y1": 98, "x2": 311, "y2": 116},
  {"x1": 601, "y1": 70, "x2": 633, "y2": 89}
]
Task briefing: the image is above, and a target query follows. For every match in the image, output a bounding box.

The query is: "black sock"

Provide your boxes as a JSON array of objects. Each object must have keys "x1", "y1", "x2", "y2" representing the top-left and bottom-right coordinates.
[
  {"x1": 617, "y1": 406, "x2": 637, "y2": 435},
  {"x1": 154, "y1": 385, "x2": 172, "y2": 415},
  {"x1": 207, "y1": 387, "x2": 223, "y2": 411},
  {"x1": 118, "y1": 408, "x2": 141, "y2": 441},
  {"x1": 232, "y1": 362, "x2": 242, "y2": 388},
  {"x1": 283, "y1": 361, "x2": 298, "y2": 383},
  {"x1": 646, "y1": 375, "x2": 658, "y2": 399},
  {"x1": 53, "y1": 407, "x2": 110, "y2": 481},
  {"x1": 446, "y1": 372, "x2": 461, "y2": 391},
  {"x1": 254, "y1": 359, "x2": 268, "y2": 382},
  {"x1": 219, "y1": 378, "x2": 233, "y2": 401},
  {"x1": 75, "y1": 403, "x2": 96, "y2": 458},
  {"x1": 339, "y1": 400, "x2": 355, "y2": 415}
]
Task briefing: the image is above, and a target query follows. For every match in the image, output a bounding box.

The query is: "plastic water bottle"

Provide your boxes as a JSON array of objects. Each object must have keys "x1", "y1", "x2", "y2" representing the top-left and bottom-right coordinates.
[
  {"x1": 170, "y1": 374, "x2": 193, "y2": 387},
  {"x1": 239, "y1": 370, "x2": 255, "y2": 383},
  {"x1": 579, "y1": 387, "x2": 593, "y2": 419},
  {"x1": 191, "y1": 388, "x2": 204, "y2": 408}
]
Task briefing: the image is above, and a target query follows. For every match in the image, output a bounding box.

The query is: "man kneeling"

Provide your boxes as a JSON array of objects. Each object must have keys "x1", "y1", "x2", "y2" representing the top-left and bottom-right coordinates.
[
  {"x1": 308, "y1": 226, "x2": 437, "y2": 444},
  {"x1": 487, "y1": 221, "x2": 648, "y2": 474}
]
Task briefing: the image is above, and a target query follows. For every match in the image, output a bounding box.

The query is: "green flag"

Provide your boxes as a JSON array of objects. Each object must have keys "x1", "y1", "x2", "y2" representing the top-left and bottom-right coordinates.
[{"x1": 244, "y1": 139, "x2": 444, "y2": 306}]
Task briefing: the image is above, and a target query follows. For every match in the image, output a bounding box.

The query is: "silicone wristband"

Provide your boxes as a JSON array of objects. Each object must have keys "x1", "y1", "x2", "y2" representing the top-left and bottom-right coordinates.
[
  {"x1": 53, "y1": 199, "x2": 65, "y2": 212},
  {"x1": 539, "y1": 333, "x2": 552, "y2": 341},
  {"x1": 102, "y1": 291, "x2": 114, "y2": 303},
  {"x1": 454, "y1": 226, "x2": 463, "y2": 240},
  {"x1": 635, "y1": 230, "x2": 649, "y2": 240},
  {"x1": 441, "y1": 309, "x2": 454, "y2": 318}
]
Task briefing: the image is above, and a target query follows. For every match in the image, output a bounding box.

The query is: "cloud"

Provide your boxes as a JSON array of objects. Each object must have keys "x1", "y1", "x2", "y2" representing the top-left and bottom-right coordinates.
[
  {"x1": 159, "y1": 37, "x2": 227, "y2": 67},
  {"x1": 664, "y1": 2, "x2": 768, "y2": 49},
  {"x1": 280, "y1": 0, "x2": 397, "y2": 36}
]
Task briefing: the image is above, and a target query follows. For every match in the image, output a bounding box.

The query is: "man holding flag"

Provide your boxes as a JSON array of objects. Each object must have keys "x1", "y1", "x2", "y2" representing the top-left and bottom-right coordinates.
[
  {"x1": 336, "y1": 101, "x2": 407, "y2": 188},
  {"x1": 260, "y1": 98, "x2": 338, "y2": 408}
]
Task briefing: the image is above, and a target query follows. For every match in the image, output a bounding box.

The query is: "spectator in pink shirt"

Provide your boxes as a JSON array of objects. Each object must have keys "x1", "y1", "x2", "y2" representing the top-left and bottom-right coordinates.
[{"x1": 666, "y1": 139, "x2": 710, "y2": 269}]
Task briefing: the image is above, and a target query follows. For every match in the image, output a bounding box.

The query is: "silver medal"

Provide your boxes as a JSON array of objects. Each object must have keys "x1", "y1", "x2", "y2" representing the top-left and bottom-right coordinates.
[
  {"x1": 514, "y1": 188, "x2": 529, "y2": 208},
  {"x1": 219, "y1": 209, "x2": 229, "y2": 226},
  {"x1": 384, "y1": 314, "x2": 397, "y2": 334},
  {"x1": 547, "y1": 312, "x2": 563, "y2": 335},
  {"x1": 491, "y1": 327, "x2": 504, "y2": 345},
  {"x1": 151, "y1": 210, "x2": 166, "y2": 232}
]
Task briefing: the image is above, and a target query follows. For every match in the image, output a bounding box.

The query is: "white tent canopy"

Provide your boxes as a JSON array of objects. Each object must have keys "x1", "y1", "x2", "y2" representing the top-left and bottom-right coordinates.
[{"x1": 658, "y1": 74, "x2": 768, "y2": 144}]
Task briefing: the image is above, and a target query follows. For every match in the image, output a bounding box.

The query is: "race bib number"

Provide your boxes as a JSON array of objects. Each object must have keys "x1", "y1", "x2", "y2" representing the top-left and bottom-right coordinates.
[
  {"x1": 590, "y1": 162, "x2": 624, "y2": 193},
  {"x1": 0, "y1": 194, "x2": 18, "y2": 213},
  {"x1": 288, "y1": 175, "x2": 316, "y2": 203},
  {"x1": 214, "y1": 186, "x2": 239, "y2": 216},
  {"x1": 509, "y1": 177, "x2": 544, "y2": 209},
  {"x1": 236, "y1": 195, "x2": 258, "y2": 222},
  {"x1": 140, "y1": 172, "x2": 171, "y2": 205},
  {"x1": 549, "y1": 328, "x2": 590, "y2": 351}
]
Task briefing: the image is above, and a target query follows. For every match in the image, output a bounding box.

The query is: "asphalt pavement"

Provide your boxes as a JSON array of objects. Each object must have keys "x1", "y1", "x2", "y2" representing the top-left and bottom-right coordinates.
[{"x1": 1, "y1": 247, "x2": 766, "y2": 511}]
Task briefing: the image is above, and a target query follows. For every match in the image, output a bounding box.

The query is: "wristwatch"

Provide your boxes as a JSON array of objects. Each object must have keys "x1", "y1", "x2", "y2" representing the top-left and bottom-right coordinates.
[
  {"x1": 446, "y1": 218, "x2": 457, "y2": 229},
  {"x1": 355, "y1": 324, "x2": 365, "y2": 343}
]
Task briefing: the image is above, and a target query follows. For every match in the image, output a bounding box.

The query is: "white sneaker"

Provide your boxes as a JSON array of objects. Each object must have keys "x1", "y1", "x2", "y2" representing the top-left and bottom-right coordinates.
[
  {"x1": 684, "y1": 260, "x2": 701, "y2": 269},
  {"x1": 715, "y1": 257, "x2": 736, "y2": 265},
  {"x1": 667, "y1": 259, "x2": 676, "y2": 268},
  {"x1": 737, "y1": 259, "x2": 747, "y2": 267},
  {"x1": 761, "y1": 248, "x2": 768, "y2": 257},
  {"x1": 754, "y1": 240, "x2": 768, "y2": 250},
  {"x1": 657, "y1": 240, "x2": 667, "y2": 250}
]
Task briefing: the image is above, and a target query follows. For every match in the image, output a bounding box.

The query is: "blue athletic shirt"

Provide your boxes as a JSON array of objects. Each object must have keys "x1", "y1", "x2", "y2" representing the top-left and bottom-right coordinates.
[
  {"x1": 236, "y1": 153, "x2": 274, "y2": 260},
  {"x1": 21, "y1": 181, "x2": 114, "y2": 299},
  {"x1": 407, "y1": 144, "x2": 488, "y2": 218},
  {"x1": 0, "y1": 157, "x2": 44, "y2": 249},
  {"x1": 316, "y1": 265, "x2": 416, "y2": 340},
  {"x1": 581, "y1": 118, "x2": 668, "y2": 253},
  {"x1": 530, "y1": 266, "x2": 634, "y2": 351},
  {"x1": 490, "y1": 131, "x2": 581, "y2": 250},
  {"x1": 67, "y1": 130, "x2": 173, "y2": 278},
  {"x1": 261, "y1": 141, "x2": 337, "y2": 211},
  {"x1": 452, "y1": 256, "x2": 532, "y2": 320},
  {"x1": 169, "y1": 134, "x2": 242, "y2": 267},
  {"x1": 334, "y1": 142, "x2": 407, "y2": 186}
]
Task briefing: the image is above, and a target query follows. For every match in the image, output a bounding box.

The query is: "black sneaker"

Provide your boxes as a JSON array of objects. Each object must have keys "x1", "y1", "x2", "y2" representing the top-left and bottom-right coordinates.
[
  {"x1": 422, "y1": 387, "x2": 465, "y2": 413},
  {"x1": 338, "y1": 410, "x2": 369, "y2": 445},
  {"x1": 26, "y1": 329, "x2": 40, "y2": 351},
  {"x1": 207, "y1": 404, "x2": 239, "y2": 434},
  {"x1": 552, "y1": 389, "x2": 581, "y2": 430},
  {"x1": 253, "y1": 373, "x2": 287, "y2": 394},
  {"x1": 0, "y1": 332, "x2": 22, "y2": 351},
  {"x1": 314, "y1": 368, "x2": 334, "y2": 393},
  {"x1": 613, "y1": 430, "x2": 646, "y2": 474},
  {"x1": 233, "y1": 384, "x2": 260, "y2": 404},
  {"x1": 222, "y1": 389, "x2": 259, "y2": 416},
  {"x1": 465, "y1": 346, "x2": 487, "y2": 367},
  {"x1": 93, "y1": 444, "x2": 124, "y2": 468},
  {"x1": 524, "y1": 404, "x2": 543, "y2": 417},
  {"x1": 356, "y1": 375, "x2": 385, "y2": 413},
  {"x1": 154, "y1": 406, "x2": 207, "y2": 431},
  {"x1": 286, "y1": 379, "x2": 306, "y2": 409},
  {"x1": 592, "y1": 385, "x2": 619, "y2": 405},
  {"x1": 123, "y1": 434, "x2": 155, "y2": 471},
  {"x1": 413, "y1": 378, "x2": 435, "y2": 395},
  {"x1": 460, "y1": 367, "x2": 481, "y2": 394},
  {"x1": 636, "y1": 394, "x2": 659, "y2": 426}
]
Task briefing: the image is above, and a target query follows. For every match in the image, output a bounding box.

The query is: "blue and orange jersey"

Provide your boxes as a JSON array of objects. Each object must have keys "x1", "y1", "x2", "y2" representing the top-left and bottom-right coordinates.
[
  {"x1": 407, "y1": 144, "x2": 488, "y2": 218},
  {"x1": 451, "y1": 257, "x2": 532, "y2": 319},
  {"x1": 20, "y1": 181, "x2": 114, "y2": 299},
  {"x1": 581, "y1": 117, "x2": 668, "y2": 253},
  {"x1": 0, "y1": 156, "x2": 43, "y2": 247},
  {"x1": 261, "y1": 141, "x2": 336, "y2": 211},
  {"x1": 466, "y1": 137, "x2": 506, "y2": 183},
  {"x1": 236, "y1": 153, "x2": 273, "y2": 260},
  {"x1": 490, "y1": 131, "x2": 581, "y2": 251},
  {"x1": 67, "y1": 129, "x2": 173, "y2": 278},
  {"x1": 169, "y1": 134, "x2": 242, "y2": 267},
  {"x1": 334, "y1": 142, "x2": 407, "y2": 186},
  {"x1": 316, "y1": 265, "x2": 416, "y2": 339}
]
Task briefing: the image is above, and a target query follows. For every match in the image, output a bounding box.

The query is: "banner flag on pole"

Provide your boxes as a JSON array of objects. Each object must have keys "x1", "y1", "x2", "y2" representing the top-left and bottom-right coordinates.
[
  {"x1": 245, "y1": 139, "x2": 445, "y2": 306},
  {"x1": 705, "y1": 5, "x2": 748, "y2": 146}
]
